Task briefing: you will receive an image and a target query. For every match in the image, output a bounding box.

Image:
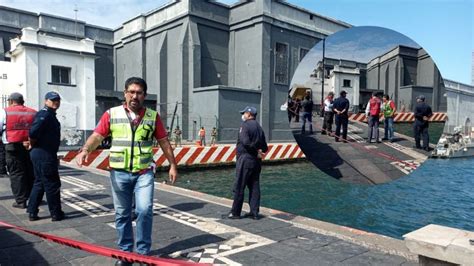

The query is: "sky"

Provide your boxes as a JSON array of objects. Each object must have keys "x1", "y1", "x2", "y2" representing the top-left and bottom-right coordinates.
[
  {"x1": 291, "y1": 26, "x2": 422, "y2": 84},
  {"x1": 1, "y1": 0, "x2": 472, "y2": 84}
]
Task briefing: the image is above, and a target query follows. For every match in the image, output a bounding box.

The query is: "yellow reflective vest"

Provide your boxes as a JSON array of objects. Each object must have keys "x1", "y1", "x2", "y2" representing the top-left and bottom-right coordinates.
[{"x1": 109, "y1": 106, "x2": 157, "y2": 172}]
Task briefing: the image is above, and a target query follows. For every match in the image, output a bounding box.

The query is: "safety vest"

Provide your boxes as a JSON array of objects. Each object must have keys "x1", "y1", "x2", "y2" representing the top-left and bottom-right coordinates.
[
  {"x1": 4, "y1": 105, "x2": 36, "y2": 143},
  {"x1": 369, "y1": 97, "x2": 381, "y2": 116},
  {"x1": 109, "y1": 106, "x2": 157, "y2": 172},
  {"x1": 383, "y1": 100, "x2": 395, "y2": 117}
]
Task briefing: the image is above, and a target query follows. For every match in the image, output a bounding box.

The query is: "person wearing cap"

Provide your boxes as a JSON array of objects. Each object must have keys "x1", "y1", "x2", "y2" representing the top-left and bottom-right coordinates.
[
  {"x1": 322, "y1": 91, "x2": 335, "y2": 135},
  {"x1": 228, "y1": 106, "x2": 268, "y2": 220},
  {"x1": 27, "y1": 91, "x2": 64, "y2": 221},
  {"x1": 76, "y1": 77, "x2": 177, "y2": 262},
  {"x1": 0, "y1": 92, "x2": 36, "y2": 209},
  {"x1": 332, "y1": 90, "x2": 350, "y2": 142},
  {"x1": 300, "y1": 91, "x2": 314, "y2": 134},
  {"x1": 413, "y1": 95, "x2": 432, "y2": 151}
]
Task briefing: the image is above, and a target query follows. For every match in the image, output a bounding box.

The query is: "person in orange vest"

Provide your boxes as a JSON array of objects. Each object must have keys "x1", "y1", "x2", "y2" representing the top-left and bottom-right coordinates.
[
  {"x1": 0, "y1": 92, "x2": 36, "y2": 208},
  {"x1": 199, "y1": 126, "x2": 206, "y2": 146},
  {"x1": 365, "y1": 91, "x2": 382, "y2": 144}
]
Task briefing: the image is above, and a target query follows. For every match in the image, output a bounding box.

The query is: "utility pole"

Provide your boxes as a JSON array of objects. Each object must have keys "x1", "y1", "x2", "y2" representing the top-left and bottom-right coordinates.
[{"x1": 74, "y1": 4, "x2": 78, "y2": 40}]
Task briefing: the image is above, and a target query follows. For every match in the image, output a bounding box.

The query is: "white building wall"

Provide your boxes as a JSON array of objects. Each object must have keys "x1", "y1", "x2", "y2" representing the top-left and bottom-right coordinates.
[{"x1": 8, "y1": 27, "x2": 96, "y2": 146}]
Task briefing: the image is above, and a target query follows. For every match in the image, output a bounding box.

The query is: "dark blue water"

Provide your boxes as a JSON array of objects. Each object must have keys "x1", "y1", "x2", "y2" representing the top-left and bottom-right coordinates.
[{"x1": 173, "y1": 158, "x2": 474, "y2": 239}]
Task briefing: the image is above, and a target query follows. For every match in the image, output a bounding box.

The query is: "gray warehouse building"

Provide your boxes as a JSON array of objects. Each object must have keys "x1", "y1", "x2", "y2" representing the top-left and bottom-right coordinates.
[{"x1": 113, "y1": 0, "x2": 349, "y2": 141}]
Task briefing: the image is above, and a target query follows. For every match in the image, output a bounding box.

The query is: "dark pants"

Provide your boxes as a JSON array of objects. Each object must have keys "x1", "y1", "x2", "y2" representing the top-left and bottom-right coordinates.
[
  {"x1": 414, "y1": 123, "x2": 429, "y2": 149},
  {"x1": 301, "y1": 112, "x2": 313, "y2": 134},
  {"x1": 0, "y1": 143, "x2": 7, "y2": 175},
  {"x1": 322, "y1": 111, "x2": 334, "y2": 134},
  {"x1": 335, "y1": 114, "x2": 348, "y2": 141},
  {"x1": 5, "y1": 143, "x2": 34, "y2": 204},
  {"x1": 231, "y1": 154, "x2": 262, "y2": 216},
  {"x1": 368, "y1": 115, "x2": 380, "y2": 142},
  {"x1": 27, "y1": 148, "x2": 62, "y2": 216}
]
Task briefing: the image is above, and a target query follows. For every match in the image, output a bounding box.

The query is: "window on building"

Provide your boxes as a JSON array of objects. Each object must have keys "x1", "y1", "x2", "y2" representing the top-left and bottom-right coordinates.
[
  {"x1": 343, "y1": 79, "x2": 351, "y2": 87},
  {"x1": 274, "y1": 42, "x2": 288, "y2": 84},
  {"x1": 299, "y1": 48, "x2": 309, "y2": 62},
  {"x1": 51, "y1": 66, "x2": 71, "y2": 84}
]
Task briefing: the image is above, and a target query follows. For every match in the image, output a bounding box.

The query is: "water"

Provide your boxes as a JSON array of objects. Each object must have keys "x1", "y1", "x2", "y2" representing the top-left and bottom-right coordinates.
[{"x1": 170, "y1": 158, "x2": 474, "y2": 239}]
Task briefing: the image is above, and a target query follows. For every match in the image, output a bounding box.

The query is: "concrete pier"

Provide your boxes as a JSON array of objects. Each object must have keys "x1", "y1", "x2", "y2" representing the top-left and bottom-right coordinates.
[{"x1": 0, "y1": 165, "x2": 418, "y2": 265}]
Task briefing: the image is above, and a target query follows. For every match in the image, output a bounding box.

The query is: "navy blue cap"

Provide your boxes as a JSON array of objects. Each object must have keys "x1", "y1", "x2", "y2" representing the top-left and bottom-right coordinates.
[
  {"x1": 240, "y1": 106, "x2": 257, "y2": 116},
  {"x1": 45, "y1": 91, "x2": 61, "y2": 101}
]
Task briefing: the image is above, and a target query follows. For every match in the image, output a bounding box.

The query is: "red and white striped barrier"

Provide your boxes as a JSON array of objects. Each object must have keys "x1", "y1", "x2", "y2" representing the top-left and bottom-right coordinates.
[
  {"x1": 62, "y1": 143, "x2": 305, "y2": 171},
  {"x1": 349, "y1": 112, "x2": 447, "y2": 123}
]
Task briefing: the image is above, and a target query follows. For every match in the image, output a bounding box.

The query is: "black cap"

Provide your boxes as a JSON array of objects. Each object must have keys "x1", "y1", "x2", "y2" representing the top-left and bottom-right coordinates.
[
  {"x1": 45, "y1": 91, "x2": 61, "y2": 101},
  {"x1": 7, "y1": 92, "x2": 24, "y2": 102},
  {"x1": 417, "y1": 95, "x2": 425, "y2": 101},
  {"x1": 240, "y1": 106, "x2": 257, "y2": 116},
  {"x1": 340, "y1": 90, "x2": 347, "y2": 96}
]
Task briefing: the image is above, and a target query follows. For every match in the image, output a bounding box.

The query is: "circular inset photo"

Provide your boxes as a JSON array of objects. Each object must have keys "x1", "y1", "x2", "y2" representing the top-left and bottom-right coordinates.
[{"x1": 288, "y1": 26, "x2": 447, "y2": 184}]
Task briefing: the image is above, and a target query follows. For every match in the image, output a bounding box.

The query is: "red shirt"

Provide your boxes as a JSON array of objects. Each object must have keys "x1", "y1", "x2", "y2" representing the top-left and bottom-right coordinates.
[{"x1": 94, "y1": 105, "x2": 167, "y2": 140}]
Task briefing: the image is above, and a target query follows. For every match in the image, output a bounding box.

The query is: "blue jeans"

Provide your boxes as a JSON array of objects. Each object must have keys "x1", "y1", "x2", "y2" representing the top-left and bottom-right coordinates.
[
  {"x1": 384, "y1": 117, "x2": 394, "y2": 140},
  {"x1": 110, "y1": 169, "x2": 154, "y2": 255}
]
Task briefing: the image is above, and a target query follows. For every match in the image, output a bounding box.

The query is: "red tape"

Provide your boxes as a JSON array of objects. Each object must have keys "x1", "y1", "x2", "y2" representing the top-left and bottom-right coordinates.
[{"x1": 0, "y1": 221, "x2": 207, "y2": 265}]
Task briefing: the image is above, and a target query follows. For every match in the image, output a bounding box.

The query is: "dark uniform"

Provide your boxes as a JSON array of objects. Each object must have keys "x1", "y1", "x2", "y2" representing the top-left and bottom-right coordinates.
[
  {"x1": 300, "y1": 96, "x2": 313, "y2": 134},
  {"x1": 413, "y1": 100, "x2": 432, "y2": 150},
  {"x1": 0, "y1": 142, "x2": 7, "y2": 176},
  {"x1": 333, "y1": 93, "x2": 350, "y2": 141},
  {"x1": 27, "y1": 106, "x2": 64, "y2": 220},
  {"x1": 230, "y1": 118, "x2": 268, "y2": 218}
]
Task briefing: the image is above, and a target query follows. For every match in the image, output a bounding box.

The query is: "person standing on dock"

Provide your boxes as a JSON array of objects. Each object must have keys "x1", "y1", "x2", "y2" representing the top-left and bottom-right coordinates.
[
  {"x1": 333, "y1": 90, "x2": 350, "y2": 142},
  {"x1": 173, "y1": 126, "x2": 182, "y2": 147},
  {"x1": 365, "y1": 92, "x2": 382, "y2": 143},
  {"x1": 413, "y1": 95, "x2": 433, "y2": 151},
  {"x1": 300, "y1": 91, "x2": 314, "y2": 135},
  {"x1": 210, "y1": 127, "x2": 218, "y2": 146},
  {"x1": 199, "y1": 126, "x2": 206, "y2": 146},
  {"x1": 0, "y1": 92, "x2": 36, "y2": 209},
  {"x1": 76, "y1": 77, "x2": 178, "y2": 264},
  {"x1": 381, "y1": 94, "x2": 396, "y2": 142},
  {"x1": 228, "y1": 106, "x2": 268, "y2": 220},
  {"x1": 27, "y1": 91, "x2": 64, "y2": 222},
  {"x1": 322, "y1": 91, "x2": 335, "y2": 136}
]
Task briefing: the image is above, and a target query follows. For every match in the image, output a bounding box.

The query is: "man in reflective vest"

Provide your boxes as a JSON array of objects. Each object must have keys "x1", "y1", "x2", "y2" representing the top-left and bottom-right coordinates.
[
  {"x1": 76, "y1": 77, "x2": 177, "y2": 264},
  {"x1": 381, "y1": 94, "x2": 397, "y2": 142},
  {"x1": 0, "y1": 92, "x2": 36, "y2": 209},
  {"x1": 365, "y1": 92, "x2": 382, "y2": 144}
]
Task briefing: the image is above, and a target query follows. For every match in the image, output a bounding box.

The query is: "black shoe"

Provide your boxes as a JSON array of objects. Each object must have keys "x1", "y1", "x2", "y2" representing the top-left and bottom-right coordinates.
[
  {"x1": 321, "y1": 132, "x2": 327, "y2": 135},
  {"x1": 381, "y1": 138, "x2": 388, "y2": 141},
  {"x1": 424, "y1": 147, "x2": 431, "y2": 152},
  {"x1": 51, "y1": 211, "x2": 66, "y2": 222},
  {"x1": 413, "y1": 145, "x2": 422, "y2": 149},
  {"x1": 376, "y1": 140, "x2": 382, "y2": 143},
  {"x1": 366, "y1": 140, "x2": 371, "y2": 144},
  {"x1": 115, "y1": 260, "x2": 133, "y2": 266},
  {"x1": 244, "y1": 213, "x2": 260, "y2": 220},
  {"x1": 12, "y1": 202, "x2": 27, "y2": 209},
  {"x1": 29, "y1": 213, "x2": 39, "y2": 221},
  {"x1": 227, "y1": 213, "x2": 240, "y2": 219}
]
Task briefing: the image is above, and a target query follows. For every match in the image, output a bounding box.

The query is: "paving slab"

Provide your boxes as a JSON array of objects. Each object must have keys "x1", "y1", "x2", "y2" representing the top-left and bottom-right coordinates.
[{"x1": 0, "y1": 166, "x2": 417, "y2": 265}]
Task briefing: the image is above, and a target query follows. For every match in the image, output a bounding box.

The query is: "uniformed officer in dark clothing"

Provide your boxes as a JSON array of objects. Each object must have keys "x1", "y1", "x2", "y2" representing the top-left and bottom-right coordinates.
[
  {"x1": 300, "y1": 91, "x2": 314, "y2": 134},
  {"x1": 27, "y1": 91, "x2": 65, "y2": 222},
  {"x1": 413, "y1": 95, "x2": 432, "y2": 151},
  {"x1": 333, "y1": 90, "x2": 350, "y2": 142},
  {"x1": 228, "y1": 106, "x2": 268, "y2": 220}
]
